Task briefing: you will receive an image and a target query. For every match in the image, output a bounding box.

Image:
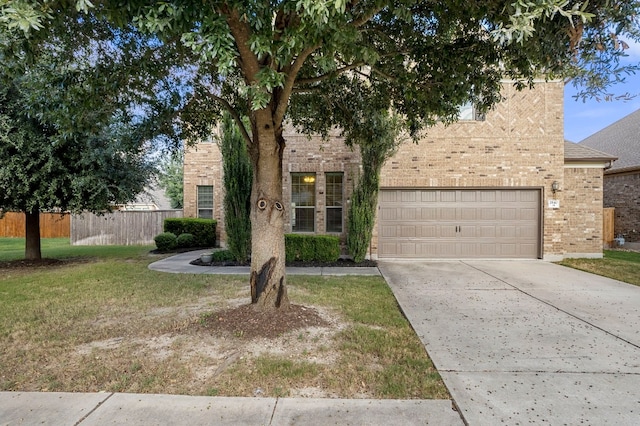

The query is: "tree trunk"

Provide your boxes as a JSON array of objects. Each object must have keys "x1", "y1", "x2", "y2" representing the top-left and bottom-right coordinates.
[
  {"x1": 249, "y1": 109, "x2": 289, "y2": 310},
  {"x1": 24, "y1": 210, "x2": 42, "y2": 260}
]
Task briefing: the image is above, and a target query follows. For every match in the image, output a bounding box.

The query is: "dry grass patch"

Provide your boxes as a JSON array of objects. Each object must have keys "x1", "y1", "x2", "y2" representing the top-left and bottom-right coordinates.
[{"x1": 0, "y1": 252, "x2": 449, "y2": 399}]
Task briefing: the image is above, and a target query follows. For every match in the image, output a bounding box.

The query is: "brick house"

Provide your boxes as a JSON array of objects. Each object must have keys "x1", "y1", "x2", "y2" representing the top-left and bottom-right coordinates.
[
  {"x1": 579, "y1": 108, "x2": 640, "y2": 243},
  {"x1": 184, "y1": 81, "x2": 614, "y2": 260}
]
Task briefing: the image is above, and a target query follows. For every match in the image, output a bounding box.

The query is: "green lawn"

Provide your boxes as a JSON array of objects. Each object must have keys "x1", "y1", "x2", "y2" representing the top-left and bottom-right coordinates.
[
  {"x1": 559, "y1": 250, "x2": 640, "y2": 286},
  {"x1": 0, "y1": 238, "x2": 448, "y2": 399},
  {"x1": 0, "y1": 237, "x2": 151, "y2": 262}
]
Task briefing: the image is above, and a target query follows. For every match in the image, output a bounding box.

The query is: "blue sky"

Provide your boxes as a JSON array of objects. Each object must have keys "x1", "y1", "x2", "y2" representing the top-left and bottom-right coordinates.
[{"x1": 564, "y1": 41, "x2": 640, "y2": 142}]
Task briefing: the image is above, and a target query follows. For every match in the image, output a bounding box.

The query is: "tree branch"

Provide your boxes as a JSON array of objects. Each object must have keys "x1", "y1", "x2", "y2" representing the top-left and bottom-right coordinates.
[
  {"x1": 274, "y1": 43, "x2": 321, "y2": 127},
  {"x1": 295, "y1": 61, "x2": 366, "y2": 86},
  {"x1": 350, "y1": 5, "x2": 385, "y2": 28},
  {"x1": 203, "y1": 92, "x2": 252, "y2": 147},
  {"x1": 220, "y1": 5, "x2": 261, "y2": 84}
]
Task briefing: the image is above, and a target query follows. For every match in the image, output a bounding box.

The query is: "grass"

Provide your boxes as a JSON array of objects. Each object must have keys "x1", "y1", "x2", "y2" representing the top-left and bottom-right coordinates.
[
  {"x1": 558, "y1": 249, "x2": 640, "y2": 286},
  {"x1": 0, "y1": 237, "x2": 149, "y2": 261},
  {"x1": 0, "y1": 237, "x2": 448, "y2": 399}
]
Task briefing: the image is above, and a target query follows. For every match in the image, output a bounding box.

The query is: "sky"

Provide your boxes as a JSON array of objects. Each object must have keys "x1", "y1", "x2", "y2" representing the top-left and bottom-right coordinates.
[{"x1": 564, "y1": 41, "x2": 640, "y2": 142}]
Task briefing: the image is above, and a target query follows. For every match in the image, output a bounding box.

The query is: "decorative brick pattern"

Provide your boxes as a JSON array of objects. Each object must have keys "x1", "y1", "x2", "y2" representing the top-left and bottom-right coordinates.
[
  {"x1": 376, "y1": 82, "x2": 565, "y2": 259},
  {"x1": 183, "y1": 81, "x2": 605, "y2": 259}
]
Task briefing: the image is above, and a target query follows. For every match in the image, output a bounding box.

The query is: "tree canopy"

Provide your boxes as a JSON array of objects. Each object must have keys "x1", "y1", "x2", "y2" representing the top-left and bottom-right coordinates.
[
  {"x1": 0, "y1": 14, "x2": 185, "y2": 259},
  {"x1": 2, "y1": 0, "x2": 639, "y2": 304}
]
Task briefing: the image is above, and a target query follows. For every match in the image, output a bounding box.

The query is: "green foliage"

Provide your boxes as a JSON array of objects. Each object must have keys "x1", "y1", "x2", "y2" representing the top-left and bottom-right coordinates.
[
  {"x1": 314, "y1": 235, "x2": 341, "y2": 262},
  {"x1": 285, "y1": 234, "x2": 315, "y2": 262},
  {"x1": 285, "y1": 234, "x2": 340, "y2": 262},
  {"x1": 175, "y1": 233, "x2": 195, "y2": 248},
  {"x1": 218, "y1": 112, "x2": 252, "y2": 262},
  {"x1": 347, "y1": 111, "x2": 401, "y2": 263},
  {"x1": 158, "y1": 152, "x2": 184, "y2": 209},
  {"x1": 164, "y1": 218, "x2": 216, "y2": 248},
  {"x1": 0, "y1": 13, "x2": 187, "y2": 259},
  {"x1": 211, "y1": 249, "x2": 236, "y2": 262},
  {"x1": 154, "y1": 232, "x2": 177, "y2": 251}
]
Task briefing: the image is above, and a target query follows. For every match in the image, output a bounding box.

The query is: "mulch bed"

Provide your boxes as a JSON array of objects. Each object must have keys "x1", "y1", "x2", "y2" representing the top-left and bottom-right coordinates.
[
  {"x1": 199, "y1": 303, "x2": 330, "y2": 339},
  {"x1": 0, "y1": 257, "x2": 94, "y2": 270},
  {"x1": 190, "y1": 258, "x2": 378, "y2": 268}
]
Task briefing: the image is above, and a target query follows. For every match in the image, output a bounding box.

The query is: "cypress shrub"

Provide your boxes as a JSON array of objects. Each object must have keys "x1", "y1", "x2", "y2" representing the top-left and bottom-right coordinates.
[
  {"x1": 346, "y1": 111, "x2": 401, "y2": 263},
  {"x1": 219, "y1": 113, "x2": 252, "y2": 262}
]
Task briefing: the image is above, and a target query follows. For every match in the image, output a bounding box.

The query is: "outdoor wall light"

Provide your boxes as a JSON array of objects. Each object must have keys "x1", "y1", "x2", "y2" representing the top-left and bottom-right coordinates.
[{"x1": 551, "y1": 181, "x2": 560, "y2": 194}]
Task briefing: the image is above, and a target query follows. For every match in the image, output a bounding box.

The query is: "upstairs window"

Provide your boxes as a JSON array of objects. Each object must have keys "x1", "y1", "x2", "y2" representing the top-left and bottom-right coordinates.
[
  {"x1": 291, "y1": 173, "x2": 316, "y2": 232},
  {"x1": 197, "y1": 185, "x2": 214, "y2": 219},
  {"x1": 458, "y1": 101, "x2": 485, "y2": 121},
  {"x1": 325, "y1": 173, "x2": 343, "y2": 233}
]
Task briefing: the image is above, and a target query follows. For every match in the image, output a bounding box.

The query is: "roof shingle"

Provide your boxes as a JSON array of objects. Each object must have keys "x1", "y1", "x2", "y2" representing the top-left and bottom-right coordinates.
[{"x1": 579, "y1": 108, "x2": 640, "y2": 172}]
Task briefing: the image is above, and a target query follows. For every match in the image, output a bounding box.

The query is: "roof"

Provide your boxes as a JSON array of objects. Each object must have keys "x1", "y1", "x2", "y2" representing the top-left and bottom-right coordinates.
[
  {"x1": 564, "y1": 141, "x2": 617, "y2": 163},
  {"x1": 579, "y1": 108, "x2": 640, "y2": 173}
]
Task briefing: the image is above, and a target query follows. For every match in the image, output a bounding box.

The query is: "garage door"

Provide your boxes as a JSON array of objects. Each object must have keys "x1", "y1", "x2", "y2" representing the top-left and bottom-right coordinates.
[{"x1": 378, "y1": 189, "x2": 541, "y2": 258}]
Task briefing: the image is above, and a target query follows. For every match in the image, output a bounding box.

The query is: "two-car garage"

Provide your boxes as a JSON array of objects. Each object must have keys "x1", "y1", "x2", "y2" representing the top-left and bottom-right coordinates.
[{"x1": 377, "y1": 189, "x2": 542, "y2": 259}]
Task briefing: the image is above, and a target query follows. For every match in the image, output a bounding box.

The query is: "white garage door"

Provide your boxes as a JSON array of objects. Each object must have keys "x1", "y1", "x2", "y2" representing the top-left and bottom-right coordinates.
[{"x1": 378, "y1": 189, "x2": 541, "y2": 258}]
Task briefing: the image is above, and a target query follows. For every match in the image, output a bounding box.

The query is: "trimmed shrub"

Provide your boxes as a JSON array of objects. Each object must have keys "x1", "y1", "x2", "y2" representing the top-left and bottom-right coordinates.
[
  {"x1": 285, "y1": 234, "x2": 340, "y2": 262},
  {"x1": 314, "y1": 235, "x2": 341, "y2": 262},
  {"x1": 154, "y1": 232, "x2": 177, "y2": 251},
  {"x1": 176, "y1": 233, "x2": 195, "y2": 248},
  {"x1": 211, "y1": 249, "x2": 236, "y2": 262},
  {"x1": 164, "y1": 218, "x2": 216, "y2": 248}
]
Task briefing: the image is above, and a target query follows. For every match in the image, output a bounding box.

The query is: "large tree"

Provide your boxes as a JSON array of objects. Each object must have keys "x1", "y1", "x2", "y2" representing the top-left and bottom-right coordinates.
[
  {"x1": 0, "y1": 16, "x2": 184, "y2": 259},
  {"x1": 2, "y1": 1, "x2": 638, "y2": 307}
]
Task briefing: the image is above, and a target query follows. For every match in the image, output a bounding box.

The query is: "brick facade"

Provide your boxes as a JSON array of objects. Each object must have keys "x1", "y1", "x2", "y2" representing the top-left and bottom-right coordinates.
[
  {"x1": 563, "y1": 166, "x2": 606, "y2": 257},
  {"x1": 183, "y1": 81, "x2": 608, "y2": 259},
  {"x1": 376, "y1": 81, "x2": 566, "y2": 259},
  {"x1": 604, "y1": 171, "x2": 640, "y2": 242},
  {"x1": 183, "y1": 139, "x2": 225, "y2": 243}
]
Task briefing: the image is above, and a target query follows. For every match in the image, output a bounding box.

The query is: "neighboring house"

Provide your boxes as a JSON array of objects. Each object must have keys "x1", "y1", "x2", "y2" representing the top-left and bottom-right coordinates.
[
  {"x1": 580, "y1": 108, "x2": 640, "y2": 243},
  {"x1": 115, "y1": 186, "x2": 175, "y2": 211},
  {"x1": 184, "y1": 81, "x2": 613, "y2": 260}
]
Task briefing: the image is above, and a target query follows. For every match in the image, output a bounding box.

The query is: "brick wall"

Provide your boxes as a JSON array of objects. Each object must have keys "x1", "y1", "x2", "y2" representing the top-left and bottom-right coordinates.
[
  {"x1": 282, "y1": 130, "x2": 361, "y2": 238},
  {"x1": 604, "y1": 171, "x2": 640, "y2": 242},
  {"x1": 563, "y1": 166, "x2": 605, "y2": 257},
  {"x1": 183, "y1": 140, "x2": 225, "y2": 244},
  {"x1": 183, "y1": 130, "x2": 362, "y2": 248},
  {"x1": 182, "y1": 81, "x2": 594, "y2": 259},
  {"x1": 376, "y1": 81, "x2": 566, "y2": 259}
]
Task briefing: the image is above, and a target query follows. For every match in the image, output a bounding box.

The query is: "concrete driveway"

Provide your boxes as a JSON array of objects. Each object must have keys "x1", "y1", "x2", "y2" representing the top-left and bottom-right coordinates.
[{"x1": 379, "y1": 260, "x2": 640, "y2": 425}]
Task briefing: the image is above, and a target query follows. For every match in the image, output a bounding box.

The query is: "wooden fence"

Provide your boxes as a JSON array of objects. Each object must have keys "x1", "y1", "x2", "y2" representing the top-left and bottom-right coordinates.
[
  {"x1": 0, "y1": 212, "x2": 70, "y2": 238},
  {"x1": 71, "y1": 210, "x2": 183, "y2": 246},
  {"x1": 603, "y1": 207, "x2": 615, "y2": 248}
]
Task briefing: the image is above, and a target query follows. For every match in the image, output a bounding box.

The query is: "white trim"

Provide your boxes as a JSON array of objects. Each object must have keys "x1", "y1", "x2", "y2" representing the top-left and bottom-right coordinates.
[{"x1": 564, "y1": 162, "x2": 610, "y2": 169}]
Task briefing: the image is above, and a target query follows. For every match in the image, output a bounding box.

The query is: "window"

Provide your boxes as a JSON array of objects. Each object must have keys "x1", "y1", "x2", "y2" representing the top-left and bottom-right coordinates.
[
  {"x1": 325, "y1": 173, "x2": 343, "y2": 233},
  {"x1": 291, "y1": 173, "x2": 316, "y2": 232},
  {"x1": 197, "y1": 185, "x2": 214, "y2": 219},
  {"x1": 458, "y1": 101, "x2": 485, "y2": 121}
]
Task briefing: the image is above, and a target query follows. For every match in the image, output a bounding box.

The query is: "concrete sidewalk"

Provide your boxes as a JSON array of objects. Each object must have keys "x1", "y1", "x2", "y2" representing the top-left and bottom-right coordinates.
[
  {"x1": 379, "y1": 260, "x2": 640, "y2": 425},
  {"x1": 147, "y1": 250, "x2": 381, "y2": 276},
  {"x1": 0, "y1": 392, "x2": 461, "y2": 425}
]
